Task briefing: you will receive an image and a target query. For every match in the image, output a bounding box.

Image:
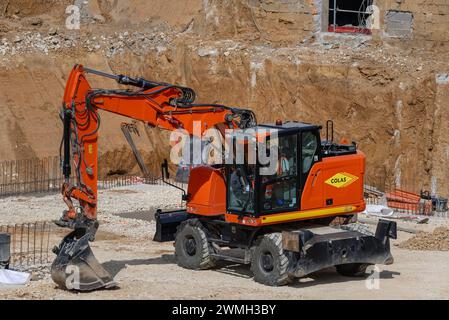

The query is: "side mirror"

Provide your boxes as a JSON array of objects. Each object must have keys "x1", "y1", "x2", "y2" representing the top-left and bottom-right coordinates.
[{"x1": 160, "y1": 159, "x2": 189, "y2": 201}]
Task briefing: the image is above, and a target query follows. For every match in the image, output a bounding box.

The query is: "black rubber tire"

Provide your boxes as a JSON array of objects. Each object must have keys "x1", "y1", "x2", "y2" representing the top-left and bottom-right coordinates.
[
  {"x1": 250, "y1": 233, "x2": 293, "y2": 286},
  {"x1": 175, "y1": 219, "x2": 216, "y2": 270},
  {"x1": 336, "y1": 263, "x2": 370, "y2": 277}
]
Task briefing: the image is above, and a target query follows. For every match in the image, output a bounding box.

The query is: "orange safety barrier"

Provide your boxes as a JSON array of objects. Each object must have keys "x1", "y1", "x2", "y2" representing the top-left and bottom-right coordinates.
[{"x1": 386, "y1": 189, "x2": 433, "y2": 215}]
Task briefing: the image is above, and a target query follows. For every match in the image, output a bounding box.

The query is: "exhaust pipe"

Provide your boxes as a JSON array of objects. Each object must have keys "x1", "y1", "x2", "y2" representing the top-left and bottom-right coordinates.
[{"x1": 51, "y1": 228, "x2": 116, "y2": 291}]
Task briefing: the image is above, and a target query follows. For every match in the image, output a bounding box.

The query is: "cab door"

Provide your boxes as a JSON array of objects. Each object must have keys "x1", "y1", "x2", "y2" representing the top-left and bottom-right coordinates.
[
  {"x1": 258, "y1": 132, "x2": 299, "y2": 214},
  {"x1": 299, "y1": 130, "x2": 324, "y2": 210}
]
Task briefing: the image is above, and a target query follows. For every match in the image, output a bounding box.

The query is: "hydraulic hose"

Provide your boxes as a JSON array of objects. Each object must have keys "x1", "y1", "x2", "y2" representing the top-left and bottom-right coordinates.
[{"x1": 63, "y1": 108, "x2": 72, "y2": 179}]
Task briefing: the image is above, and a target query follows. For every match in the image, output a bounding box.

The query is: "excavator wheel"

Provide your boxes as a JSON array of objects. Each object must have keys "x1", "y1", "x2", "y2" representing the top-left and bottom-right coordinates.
[
  {"x1": 174, "y1": 219, "x2": 216, "y2": 270},
  {"x1": 250, "y1": 233, "x2": 293, "y2": 286},
  {"x1": 336, "y1": 263, "x2": 370, "y2": 277}
]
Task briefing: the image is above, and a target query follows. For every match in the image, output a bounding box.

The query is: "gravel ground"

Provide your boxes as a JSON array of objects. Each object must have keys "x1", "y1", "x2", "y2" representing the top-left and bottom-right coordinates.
[
  {"x1": 1, "y1": 234, "x2": 448, "y2": 300},
  {"x1": 1, "y1": 185, "x2": 449, "y2": 299},
  {"x1": 0, "y1": 184, "x2": 183, "y2": 241},
  {"x1": 0, "y1": 184, "x2": 183, "y2": 228}
]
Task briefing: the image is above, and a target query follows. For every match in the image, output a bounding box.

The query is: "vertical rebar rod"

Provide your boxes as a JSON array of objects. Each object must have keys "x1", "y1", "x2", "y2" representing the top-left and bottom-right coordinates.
[
  {"x1": 9, "y1": 160, "x2": 12, "y2": 195},
  {"x1": 33, "y1": 222, "x2": 36, "y2": 265},
  {"x1": 16, "y1": 160, "x2": 19, "y2": 195},
  {"x1": 11, "y1": 225, "x2": 16, "y2": 266},
  {"x1": 40, "y1": 222, "x2": 44, "y2": 264},
  {"x1": 6, "y1": 225, "x2": 11, "y2": 266},
  {"x1": 27, "y1": 223, "x2": 30, "y2": 266},
  {"x1": 46, "y1": 222, "x2": 51, "y2": 263},
  {"x1": 19, "y1": 223, "x2": 24, "y2": 266}
]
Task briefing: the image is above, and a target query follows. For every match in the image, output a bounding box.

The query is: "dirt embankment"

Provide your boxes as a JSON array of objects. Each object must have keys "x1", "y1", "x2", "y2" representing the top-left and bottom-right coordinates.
[
  {"x1": 0, "y1": 44, "x2": 443, "y2": 192},
  {"x1": 0, "y1": 0, "x2": 448, "y2": 195}
]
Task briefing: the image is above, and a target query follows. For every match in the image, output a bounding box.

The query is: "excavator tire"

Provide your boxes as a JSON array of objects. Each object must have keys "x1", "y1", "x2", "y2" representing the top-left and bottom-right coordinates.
[
  {"x1": 336, "y1": 263, "x2": 370, "y2": 277},
  {"x1": 250, "y1": 233, "x2": 293, "y2": 286},
  {"x1": 175, "y1": 219, "x2": 216, "y2": 270}
]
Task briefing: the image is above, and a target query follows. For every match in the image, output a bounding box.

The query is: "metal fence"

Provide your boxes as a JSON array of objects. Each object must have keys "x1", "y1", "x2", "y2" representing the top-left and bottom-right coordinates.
[
  {"x1": 0, "y1": 156, "x2": 67, "y2": 197},
  {"x1": 0, "y1": 156, "x2": 189, "y2": 198},
  {"x1": 0, "y1": 222, "x2": 53, "y2": 268}
]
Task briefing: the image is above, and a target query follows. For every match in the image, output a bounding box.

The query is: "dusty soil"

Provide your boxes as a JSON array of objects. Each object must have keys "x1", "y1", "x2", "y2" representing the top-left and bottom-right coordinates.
[{"x1": 1, "y1": 184, "x2": 449, "y2": 300}]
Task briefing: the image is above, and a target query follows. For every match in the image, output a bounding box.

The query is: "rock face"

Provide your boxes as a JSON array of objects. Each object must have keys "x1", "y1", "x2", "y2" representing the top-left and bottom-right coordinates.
[{"x1": 0, "y1": 0, "x2": 448, "y2": 197}]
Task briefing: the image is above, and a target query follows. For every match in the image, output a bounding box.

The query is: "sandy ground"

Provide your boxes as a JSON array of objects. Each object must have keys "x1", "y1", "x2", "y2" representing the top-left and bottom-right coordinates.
[{"x1": 1, "y1": 184, "x2": 448, "y2": 300}]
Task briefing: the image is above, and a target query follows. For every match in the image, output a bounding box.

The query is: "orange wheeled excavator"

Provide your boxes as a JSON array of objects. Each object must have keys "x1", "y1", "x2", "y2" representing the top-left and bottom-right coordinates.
[{"x1": 51, "y1": 65, "x2": 396, "y2": 291}]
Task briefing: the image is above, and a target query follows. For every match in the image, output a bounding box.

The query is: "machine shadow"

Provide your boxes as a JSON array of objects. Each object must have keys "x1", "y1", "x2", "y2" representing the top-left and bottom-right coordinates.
[
  {"x1": 291, "y1": 269, "x2": 401, "y2": 288},
  {"x1": 213, "y1": 262, "x2": 254, "y2": 278},
  {"x1": 102, "y1": 254, "x2": 400, "y2": 288},
  {"x1": 214, "y1": 262, "x2": 401, "y2": 288},
  {"x1": 102, "y1": 254, "x2": 176, "y2": 277}
]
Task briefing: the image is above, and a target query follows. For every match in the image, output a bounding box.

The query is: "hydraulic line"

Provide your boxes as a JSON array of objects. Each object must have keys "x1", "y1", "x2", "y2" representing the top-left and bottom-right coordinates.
[{"x1": 62, "y1": 108, "x2": 72, "y2": 179}]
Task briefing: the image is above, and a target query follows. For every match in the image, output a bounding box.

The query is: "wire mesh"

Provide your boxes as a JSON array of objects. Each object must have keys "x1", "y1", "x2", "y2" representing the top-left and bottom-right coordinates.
[
  {"x1": 0, "y1": 156, "x2": 187, "y2": 198},
  {"x1": 0, "y1": 222, "x2": 53, "y2": 268}
]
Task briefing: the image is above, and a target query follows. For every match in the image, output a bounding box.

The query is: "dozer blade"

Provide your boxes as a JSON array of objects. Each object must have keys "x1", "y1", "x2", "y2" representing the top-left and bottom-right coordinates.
[
  {"x1": 51, "y1": 229, "x2": 116, "y2": 291},
  {"x1": 153, "y1": 209, "x2": 190, "y2": 242}
]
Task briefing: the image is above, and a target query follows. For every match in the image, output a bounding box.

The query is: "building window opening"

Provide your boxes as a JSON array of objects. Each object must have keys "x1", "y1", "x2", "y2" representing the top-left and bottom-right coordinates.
[{"x1": 328, "y1": 0, "x2": 373, "y2": 35}]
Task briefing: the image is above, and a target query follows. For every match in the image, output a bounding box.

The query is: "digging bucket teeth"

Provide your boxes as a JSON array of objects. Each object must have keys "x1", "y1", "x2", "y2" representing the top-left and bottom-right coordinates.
[{"x1": 51, "y1": 228, "x2": 116, "y2": 291}]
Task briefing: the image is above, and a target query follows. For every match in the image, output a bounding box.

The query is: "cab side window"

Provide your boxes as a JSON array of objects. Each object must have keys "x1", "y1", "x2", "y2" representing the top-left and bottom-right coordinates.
[{"x1": 302, "y1": 131, "x2": 318, "y2": 174}]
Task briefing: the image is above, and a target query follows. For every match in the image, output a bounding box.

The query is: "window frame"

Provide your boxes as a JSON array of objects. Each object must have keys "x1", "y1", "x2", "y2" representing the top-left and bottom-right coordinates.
[
  {"x1": 327, "y1": 0, "x2": 373, "y2": 35},
  {"x1": 225, "y1": 127, "x2": 323, "y2": 217}
]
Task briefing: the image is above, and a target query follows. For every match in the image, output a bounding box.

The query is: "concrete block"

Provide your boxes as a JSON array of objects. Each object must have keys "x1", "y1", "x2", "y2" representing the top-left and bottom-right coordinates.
[{"x1": 385, "y1": 10, "x2": 413, "y2": 38}]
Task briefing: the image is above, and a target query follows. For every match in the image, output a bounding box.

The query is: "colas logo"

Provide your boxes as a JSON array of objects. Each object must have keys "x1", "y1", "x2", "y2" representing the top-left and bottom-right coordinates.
[{"x1": 325, "y1": 172, "x2": 359, "y2": 188}]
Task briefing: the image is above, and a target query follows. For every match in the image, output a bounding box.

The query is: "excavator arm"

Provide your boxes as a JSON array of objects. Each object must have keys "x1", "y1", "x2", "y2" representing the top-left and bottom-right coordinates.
[
  {"x1": 51, "y1": 65, "x2": 256, "y2": 290},
  {"x1": 59, "y1": 64, "x2": 255, "y2": 224}
]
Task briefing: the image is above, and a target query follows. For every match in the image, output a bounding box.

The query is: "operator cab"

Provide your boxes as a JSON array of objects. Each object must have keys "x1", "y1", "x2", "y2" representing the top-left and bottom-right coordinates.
[{"x1": 226, "y1": 120, "x2": 357, "y2": 217}]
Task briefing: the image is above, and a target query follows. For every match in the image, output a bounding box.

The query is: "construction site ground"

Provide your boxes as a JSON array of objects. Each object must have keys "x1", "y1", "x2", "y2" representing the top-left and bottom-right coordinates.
[{"x1": 1, "y1": 184, "x2": 448, "y2": 300}]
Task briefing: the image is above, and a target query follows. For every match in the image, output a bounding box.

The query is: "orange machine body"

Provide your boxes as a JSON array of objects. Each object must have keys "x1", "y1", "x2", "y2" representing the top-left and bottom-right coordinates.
[
  {"x1": 186, "y1": 151, "x2": 366, "y2": 227},
  {"x1": 187, "y1": 166, "x2": 227, "y2": 216}
]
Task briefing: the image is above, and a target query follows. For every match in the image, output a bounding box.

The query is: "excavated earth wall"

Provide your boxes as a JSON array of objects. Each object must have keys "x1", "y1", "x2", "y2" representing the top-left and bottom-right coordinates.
[{"x1": 0, "y1": 0, "x2": 448, "y2": 196}]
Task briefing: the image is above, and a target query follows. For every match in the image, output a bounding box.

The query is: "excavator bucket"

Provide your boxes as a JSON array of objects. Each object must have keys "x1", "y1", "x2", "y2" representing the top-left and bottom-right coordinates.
[{"x1": 51, "y1": 229, "x2": 116, "y2": 291}]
